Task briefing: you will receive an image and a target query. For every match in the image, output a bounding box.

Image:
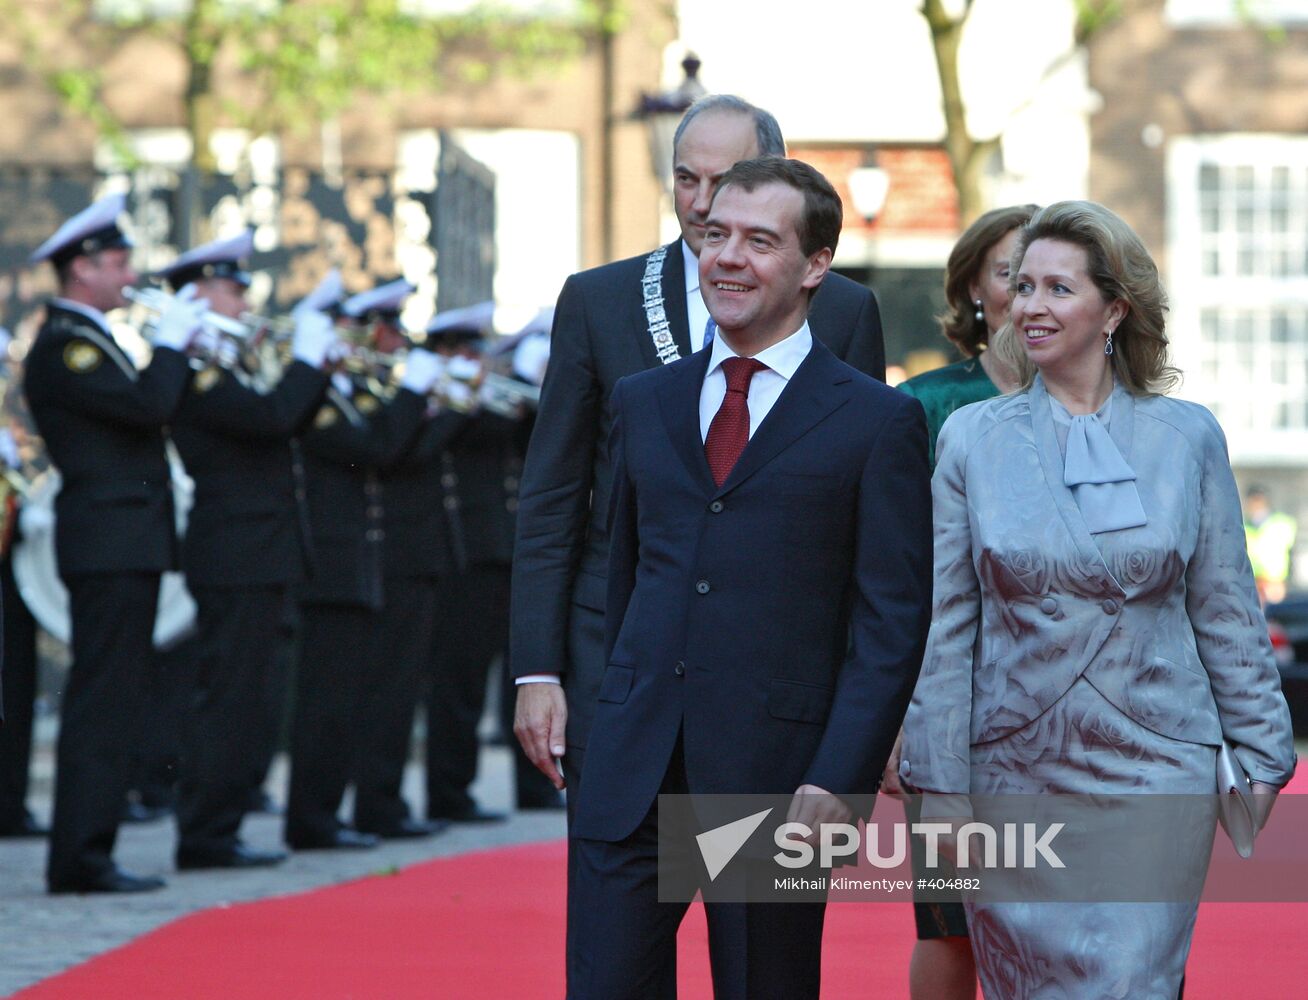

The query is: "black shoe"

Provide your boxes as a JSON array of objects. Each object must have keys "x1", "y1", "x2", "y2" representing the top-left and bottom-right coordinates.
[
  {"x1": 0, "y1": 814, "x2": 50, "y2": 838},
  {"x1": 49, "y1": 867, "x2": 167, "y2": 895},
  {"x1": 177, "y1": 843, "x2": 289, "y2": 870},
  {"x1": 122, "y1": 801, "x2": 172, "y2": 824},
  {"x1": 358, "y1": 817, "x2": 449, "y2": 839},
  {"x1": 285, "y1": 828, "x2": 380, "y2": 851},
  {"x1": 431, "y1": 804, "x2": 508, "y2": 824}
]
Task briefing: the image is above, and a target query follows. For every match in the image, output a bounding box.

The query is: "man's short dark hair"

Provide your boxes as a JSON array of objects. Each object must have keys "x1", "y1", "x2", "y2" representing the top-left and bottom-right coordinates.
[
  {"x1": 712, "y1": 157, "x2": 843, "y2": 259},
  {"x1": 672, "y1": 95, "x2": 786, "y2": 160}
]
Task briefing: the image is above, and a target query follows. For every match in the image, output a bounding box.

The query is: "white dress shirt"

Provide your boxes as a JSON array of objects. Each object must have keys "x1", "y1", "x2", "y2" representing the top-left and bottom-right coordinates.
[
  {"x1": 699, "y1": 322, "x2": 813, "y2": 441},
  {"x1": 683, "y1": 240, "x2": 714, "y2": 353}
]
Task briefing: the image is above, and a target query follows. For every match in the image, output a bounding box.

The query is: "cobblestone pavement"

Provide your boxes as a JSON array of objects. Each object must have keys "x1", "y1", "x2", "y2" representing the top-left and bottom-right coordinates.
[{"x1": 0, "y1": 735, "x2": 566, "y2": 997}]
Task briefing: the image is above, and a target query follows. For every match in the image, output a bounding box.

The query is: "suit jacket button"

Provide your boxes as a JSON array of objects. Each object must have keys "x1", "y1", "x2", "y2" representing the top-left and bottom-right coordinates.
[
  {"x1": 695, "y1": 580, "x2": 711, "y2": 595},
  {"x1": 674, "y1": 661, "x2": 685, "y2": 676},
  {"x1": 1102, "y1": 599, "x2": 1119, "y2": 615},
  {"x1": 1040, "y1": 597, "x2": 1057, "y2": 615},
  {"x1": 708, "y1": 500, "x2": 724, "y2": 513}
]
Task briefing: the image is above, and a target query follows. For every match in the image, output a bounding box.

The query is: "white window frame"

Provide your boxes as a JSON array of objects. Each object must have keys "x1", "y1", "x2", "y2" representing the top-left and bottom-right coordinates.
[{"x1": 1168, "y1": 134, "x2": 1308, "y2": 465}]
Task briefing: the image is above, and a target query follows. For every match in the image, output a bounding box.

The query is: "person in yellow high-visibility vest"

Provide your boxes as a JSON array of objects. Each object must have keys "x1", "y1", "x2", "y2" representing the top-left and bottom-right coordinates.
[{"x1": 1244, "y1": 484, "x2": 1297, "y2": 606}]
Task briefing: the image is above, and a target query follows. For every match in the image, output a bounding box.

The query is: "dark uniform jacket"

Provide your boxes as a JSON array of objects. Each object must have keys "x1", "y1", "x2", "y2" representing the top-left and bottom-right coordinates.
[
  {"x1": 23, "y1": 303, "x2": 190, "y2": 578},
  {"x1": 439, "y1": 412, "x2": 528, "y2": 570},
  {"x1": 171, "y1": 360, "x2": 328, "y2": 589},
  {"x1": 298, "y1": 379, "x2": 425, "y2": 609},
  {"x1": 380, "y1": 409, "x2": 467, "y2": 580}
]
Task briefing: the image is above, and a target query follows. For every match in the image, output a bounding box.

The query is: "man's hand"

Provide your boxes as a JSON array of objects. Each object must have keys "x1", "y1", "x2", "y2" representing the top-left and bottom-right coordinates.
[
  {"x1": 514, "y1": 683, "x2": 568, "y2": 790},
  {"x1": 880, "y1": 731, "x2": 907, "y2": 800},
  {"x1": 786, "y1": 784, "x2": 853, "y2": 844}
]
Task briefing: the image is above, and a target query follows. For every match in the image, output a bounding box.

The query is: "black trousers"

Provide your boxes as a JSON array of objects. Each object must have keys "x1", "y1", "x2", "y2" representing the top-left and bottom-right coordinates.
[
  {"x1": 352, "y1": 579, "x2": 434, "y2": 831},
  {"x1": 0, "y1": 556, "x2": 38, "y2": 830},
  {"x1": 567, "y1": 736, "x2": 827, "y2": 1000},
  {"x1": 426, "y1": 566, "x2": 510, "y2": 816},
  {"x1": 46, "y1": 572, "x2": 161, "y2": 887},
  {"x1": 176, "y1": 585, "x2": 291, "y2": 853},
  {"x1": 130, "y1": 631, "x2": 197, "y2": 808},
  {"x1": 285, "y1": 602, "x2": 379, "y2": 842}
]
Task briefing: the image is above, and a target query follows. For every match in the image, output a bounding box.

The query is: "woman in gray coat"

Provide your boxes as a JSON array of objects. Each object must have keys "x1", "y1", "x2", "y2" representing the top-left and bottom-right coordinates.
[{"x1": 900, "y1": 200, "x2": 1295, "y2": 999}]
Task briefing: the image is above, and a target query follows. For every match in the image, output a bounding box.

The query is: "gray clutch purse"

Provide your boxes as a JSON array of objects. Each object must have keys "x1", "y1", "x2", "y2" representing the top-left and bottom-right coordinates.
[{"x1": 1216, "y1": 741, "x2": 1256, "y2": 859}]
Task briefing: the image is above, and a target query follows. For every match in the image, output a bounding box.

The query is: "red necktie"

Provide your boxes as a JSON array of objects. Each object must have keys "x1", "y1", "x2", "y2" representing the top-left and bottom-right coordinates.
[{"x1": 705, "y1": 356, "x2": 767, "y2": 487}]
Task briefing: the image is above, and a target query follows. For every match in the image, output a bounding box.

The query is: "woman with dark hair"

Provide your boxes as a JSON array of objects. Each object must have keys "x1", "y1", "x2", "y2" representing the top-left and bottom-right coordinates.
[
  {"x1": 897, "y1": 204, "x2": 1037, "y2": 464},
  {"x1": 900, "y1": 201, "x2": 1295, "y2": 998},
  {"x1": 885, "y1": 204, "x2": 1035, "y2": 1000}
]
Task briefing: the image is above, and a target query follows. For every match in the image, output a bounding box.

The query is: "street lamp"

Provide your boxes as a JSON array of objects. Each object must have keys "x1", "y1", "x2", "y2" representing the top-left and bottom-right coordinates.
[
  {"x1": 848, "y1": 163, "x2": 891, "y2": 224},
  {"x1": 634, "y1": 53, "x2": 707, "y2": 193}
]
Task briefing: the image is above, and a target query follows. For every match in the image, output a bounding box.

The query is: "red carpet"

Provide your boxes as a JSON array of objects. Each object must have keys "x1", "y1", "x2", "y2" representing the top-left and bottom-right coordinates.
[{"x1": 16, "y1": 796, "x2": 1308, "y2": 998}]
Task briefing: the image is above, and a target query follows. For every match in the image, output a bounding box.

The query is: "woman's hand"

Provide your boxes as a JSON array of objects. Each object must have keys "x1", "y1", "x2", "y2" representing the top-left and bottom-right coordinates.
[{"x1": 880, "y1": 731, "x2": 907, "y2": 800}]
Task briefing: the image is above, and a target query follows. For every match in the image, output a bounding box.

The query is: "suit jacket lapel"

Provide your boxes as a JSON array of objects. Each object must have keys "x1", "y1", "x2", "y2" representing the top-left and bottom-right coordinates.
[
  {"x1": 715, "y1": 341, "x2": 851, "y2": 498},
  {"x1": 657, "y1": 348, "x2": 717, "y2": 494},
  {"x1": 1028, "y1": 375, "x2": 1126, "y2": 597}
]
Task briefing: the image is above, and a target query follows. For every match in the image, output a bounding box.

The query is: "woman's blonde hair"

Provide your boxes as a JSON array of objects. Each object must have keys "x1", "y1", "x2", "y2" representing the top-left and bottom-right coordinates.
[
  {"x1": 989, "y1": 200, "x2": 1179, "y2": 396},
  {"x1": 938, "y1": 204, "x2": 1039, "y2": 356}
]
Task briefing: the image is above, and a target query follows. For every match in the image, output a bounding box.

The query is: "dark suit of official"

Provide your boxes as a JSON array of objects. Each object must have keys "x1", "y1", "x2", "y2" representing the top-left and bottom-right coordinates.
[
  {"x1": 23, "y1": 302, "x2": 191, "y2": 888},
  {"x1": 353, "y1": 407, "x2": 466, "y2": 833},
  {"x1": 510, "y1": 243, "x2": 886, "y2": 775},
  {"x1": 568, "y1": 340, "x2": 932, "y2": 999},
  {"x1": 285, "y1": 380, "x2": 425, "y2": 844},
  {"x1": 425, "y1": 410, "x2": 543, "y2": 816},
  {"x1": 170, "y1": 360, "x2": 327, "y2": 855}
]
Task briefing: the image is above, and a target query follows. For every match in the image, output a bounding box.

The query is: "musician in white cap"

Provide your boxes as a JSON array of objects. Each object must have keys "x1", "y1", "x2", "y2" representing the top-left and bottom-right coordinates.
[
  {"x1": 23, "y1": 192, "x2": 208, "y2": 893},
  {"x1": 421, "y1": 302, "x2": 549, "y2": 822},
  {"x1": 347, "y1": 280, "x2": 456, "y2": 838},
  {"x1": 167, "y1": 238, "x2": 342, "y2": 869},
  {"x1": 285, "y1": 277, "x2": 447, "y2": 850}
]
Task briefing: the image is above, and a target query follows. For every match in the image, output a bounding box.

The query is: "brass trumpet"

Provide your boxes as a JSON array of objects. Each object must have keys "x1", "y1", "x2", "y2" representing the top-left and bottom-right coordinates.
[
  {"x1": 432, "y1": 355, "x2": 539, "y2": 419},
  {"x1": 123, "y1": 286, "x2": 253, "y2": 343}
]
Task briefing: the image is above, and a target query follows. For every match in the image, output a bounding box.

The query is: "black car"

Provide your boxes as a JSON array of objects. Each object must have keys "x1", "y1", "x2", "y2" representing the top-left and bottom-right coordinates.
[{"x1": 1261, "y1": 595, "x2": 1308, "y2": 736}]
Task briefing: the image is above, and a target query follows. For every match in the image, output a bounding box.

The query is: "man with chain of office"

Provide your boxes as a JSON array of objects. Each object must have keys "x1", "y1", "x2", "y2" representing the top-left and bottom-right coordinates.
[
  {"x1": 164, "y1": 233, "x2": 343, "y2": 870},
  {"x1": 24, "y1": 192, "x2": 208, "y2": 894}
]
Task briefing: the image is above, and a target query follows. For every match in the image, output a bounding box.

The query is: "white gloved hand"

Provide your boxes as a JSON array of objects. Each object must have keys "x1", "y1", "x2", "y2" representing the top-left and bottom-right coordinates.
[
  {"x1": 0, "y1": 428, "x2": 19, "y2": 470},
  {"x1": 292, "y1": 309, "x2": 339, "y2": 368},
  {"x1": 19, "y1": 499, "x2": 53, "y2": 537},
  {"x1": 399, "y1": 348, "x2": 445, "y2": 395},
  {"x1": 153, "y1": 284, "x2": 209, "y2": 352},
  {"x1": 446, "y1": 355, "x2": 482, "y2": 383},
  {"x1": 443, "y1": 378, "x2": 476, "y2": 412}
]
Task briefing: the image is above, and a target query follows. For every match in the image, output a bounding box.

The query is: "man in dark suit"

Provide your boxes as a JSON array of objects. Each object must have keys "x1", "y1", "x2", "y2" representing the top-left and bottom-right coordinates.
[
  {"x1": 566, "y1": 158, "x2": 931, "y2": 998},
  {"x1": 167, "y1": 234, "x2": 339, "y2": 869},
  {"x1": 24, "y1": 193, "x2": 207, "y2": 893},
  {"x1": 512, "y1": 95, "x2": 888, "y2": 799}
]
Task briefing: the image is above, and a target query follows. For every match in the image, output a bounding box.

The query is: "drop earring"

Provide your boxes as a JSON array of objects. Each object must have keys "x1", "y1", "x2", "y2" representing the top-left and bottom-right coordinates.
[
  {"x1": 974, "y1": 299, "x2": 984, "y2": 322},
  {"x1": 1104, "y1": 328, "x2": 1115, "y2": 356}
]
